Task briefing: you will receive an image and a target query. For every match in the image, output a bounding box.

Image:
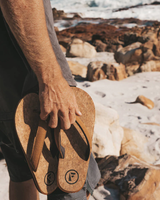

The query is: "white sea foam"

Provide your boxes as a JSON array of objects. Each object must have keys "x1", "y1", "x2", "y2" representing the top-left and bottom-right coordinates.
[{"x1": 50, "y1": 0, "x2": 160, "y2": 21}]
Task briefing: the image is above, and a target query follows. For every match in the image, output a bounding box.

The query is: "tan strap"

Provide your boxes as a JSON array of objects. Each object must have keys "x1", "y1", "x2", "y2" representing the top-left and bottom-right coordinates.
[
  {"x1": 55, "y1": 116, "x2": 92, "y2": 161},
  {"x1": 30, "y1": 119, "x2": 48, "y2": 172}
]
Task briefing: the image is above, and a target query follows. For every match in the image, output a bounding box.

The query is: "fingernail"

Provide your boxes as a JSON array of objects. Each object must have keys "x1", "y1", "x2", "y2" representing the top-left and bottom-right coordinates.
[{"x1": 78, "y1": 111, "x2": 82, "y2": 115}]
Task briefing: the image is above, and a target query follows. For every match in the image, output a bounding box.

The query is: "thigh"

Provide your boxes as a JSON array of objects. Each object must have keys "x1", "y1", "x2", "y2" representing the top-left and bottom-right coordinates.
[{"x1": 0, "y1": 120, "x2": 32, "y2": 182}]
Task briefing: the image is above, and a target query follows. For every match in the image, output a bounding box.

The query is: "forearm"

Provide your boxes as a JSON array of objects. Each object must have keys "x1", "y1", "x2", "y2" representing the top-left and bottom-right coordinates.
[
  {"x1": 0, "y1": 0, "x2": 81, "y2": 130},
  {"x1": 0, "y1": 0, "x2": 63, "y2": 84}
]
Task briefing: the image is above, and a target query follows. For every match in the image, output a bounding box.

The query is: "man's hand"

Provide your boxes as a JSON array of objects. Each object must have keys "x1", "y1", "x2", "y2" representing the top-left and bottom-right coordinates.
[{"x1": 39, "y1": 76, "x2": 81, "y2": 130}]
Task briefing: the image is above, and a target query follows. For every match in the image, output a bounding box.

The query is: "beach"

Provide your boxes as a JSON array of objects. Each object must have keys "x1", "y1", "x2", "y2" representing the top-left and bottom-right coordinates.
[{"x1": 1, "y1": 0, "x2": 160, "y2": 199}]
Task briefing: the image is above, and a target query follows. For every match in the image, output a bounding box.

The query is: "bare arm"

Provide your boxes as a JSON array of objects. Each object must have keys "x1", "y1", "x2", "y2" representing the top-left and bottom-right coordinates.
[{"x1": 0, "y1": 0, "x2": 81, "y2": 129}]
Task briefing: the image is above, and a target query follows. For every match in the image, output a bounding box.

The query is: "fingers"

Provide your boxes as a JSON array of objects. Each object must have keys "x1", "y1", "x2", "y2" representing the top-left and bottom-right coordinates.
[
  {"x1": 69, "y1": 107, "x2": 75, "y2": 123},
  {"x1": 40, "y1": 103, "x2": 51, "y2": 121},
  {"x1": 41, "y1": 107, "x2": 81, "y2": 130},
  {"x1": 59, "y1": 110, "x2": 71, "y2": 130},
  {"x1": 39, "y1": 90, "x2": 82, "y2": 130},
  {"x1": 48, "y1": 110, "x2": 58, "y2": 128}
]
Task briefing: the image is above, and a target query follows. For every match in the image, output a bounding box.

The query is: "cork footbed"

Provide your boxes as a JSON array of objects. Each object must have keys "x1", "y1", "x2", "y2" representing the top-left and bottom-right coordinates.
[
  {"x1": 54, "y1": 87, "x2": 95, "y2": 193},
  {"x1": 15, "y1": 93, "x2": 58, "y2": 195}
]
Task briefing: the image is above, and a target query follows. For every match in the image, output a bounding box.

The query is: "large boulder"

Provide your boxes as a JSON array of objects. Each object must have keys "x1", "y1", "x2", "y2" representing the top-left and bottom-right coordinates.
[
  {"x1": 138, "y1": 27, "x2": 158, "y2": 43},
  {"x1": 52, "y1": 8, "x2": 66, "y2": 20},
  {"x1": 87, "y1": 61, "x2": 106, "y2": 82},
  {"x1": 66, "y1": 38, "x2": 97, "y2": 58},
  {"x1": 141, "y1": 41, "x2": 160, "y2": 62},
  {"x1": 114, "y1": 42, "x2": 143, "y2": 65},
  {"x1": 112, "y1": 63, "x2": 127, "y2": 81},
  {"x1": 87, "y1": 61, "x2": 127, "y2": 82},
  {"x1": 154, "y1": 40, "x2": 160, "y2": 57},
  {"x1": 125, "y1": 63, "x2": 140, "y2": 76},
  {"x1": 67, "y1": 61, "x2": 87, "y2": 79},
  {"x1": 92, "y1": 103, "x2": 124, "y2": 158},
  {"x1": 98, "y1": 154, "x2": 160, "y2": 200},
  {"x1": 92, "y1": 40, "x2": 107, "y2": 52},
  {"x1": 102, "y1": 62, "x2": 127, "y2": 81},
  {"x1": 121, "y1": 127, "x2": 158, "y2": 164},
  {"x1": 140, "y1": 60, "x2": 160, "y2": 72},
  {"x1": 123, "y1": 32, "x2": 140, "y2": 46}
]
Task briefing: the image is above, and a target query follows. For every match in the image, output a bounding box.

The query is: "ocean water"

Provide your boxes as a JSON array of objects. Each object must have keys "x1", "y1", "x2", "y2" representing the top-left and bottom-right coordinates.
[{"x1": 50, "y1": 0, "x2": 160, "y2": 21}]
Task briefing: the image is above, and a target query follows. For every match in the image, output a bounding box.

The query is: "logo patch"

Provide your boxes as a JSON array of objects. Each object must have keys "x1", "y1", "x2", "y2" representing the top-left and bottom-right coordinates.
[
  {"x1": 44, "y1": 172, "x2": 55, "y2": 186},
  {"x1": 65, "y1": 170, "x2": 79, "y2": 185}
]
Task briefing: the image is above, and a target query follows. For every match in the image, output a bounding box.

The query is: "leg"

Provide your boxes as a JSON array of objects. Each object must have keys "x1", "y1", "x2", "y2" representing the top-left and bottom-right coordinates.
[
  {"x1": 87, "y1": 191, "x2": 91, "y2": 200},
  {"x1": 9, "y1": 179, "x2": 39, "y2": 200}
]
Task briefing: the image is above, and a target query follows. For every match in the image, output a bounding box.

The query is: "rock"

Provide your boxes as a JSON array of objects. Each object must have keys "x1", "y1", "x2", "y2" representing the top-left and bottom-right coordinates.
[
  {"x1": 60, "y1": 45, "x2": 66, "y2": 53},
  {"x1": 66, "y1": 38, "x2": 97, "y2": 58},
  {"x1": 92, "y1": 103, "x2": 124, "y2": 158},
  {"x1": 102, "y1": 63, "x2": 127, "y2": 81},
  {"x1": 87, "y1": 61, "x2": 127, "y2": 82},
  {"x1": 72, "y1": 13, "x2": 82, "y2": 19},
  {"x1": 125, "y1": 63, "x2": 140, "y2": 76},
  {"x1": 92, "y1": 40, "x2": 107, "y2": 52},
  {"x1": 154, "y1": 40, "x2": 160, "y2": 57},
  {"x1": 139, "y1": 27, "x2": 157, "y2": 43},
  {"x1": 106, "y1": 44, "x2": 121, "y2": 53},
  {"x1": 121, "y1": 127, "x2": 158, "y2": 164},
  {"x1": 59, "y1": 38, "x2": 72, "y2": 49},
  {"x1": 114, "y1": 63, "x2": 127, "y2": 80},
  {"x1": 98, "y1": 154, "x2": 160, "y2": 200},
  {"x1": 52, "y1": 8, "x2": 66, "y2": 20},
  {"x1": 123, "y1": 32, "x2": 141, "y2": 47},
  {"x1": 142, "y1": 42, "x2": 160, "y2": 62},
  {"x1": 67, "y1": 61, "x2": 87, "y2": 79},
  {"x1": 57, "y1": 23, "x2": 127, "y2": 50},
  {"x1": 54, "y1": 26, "x2": 59, "y2": 32},
  {"x1": 140, "y1": 60, "x2": 160, "y2": 72},
  {"x1": 86, "y1": 61, "x2": 106, "y2": 82},
  {"x1": 92, "y1": 40, "x2": 121, "y2": 53},
  {"x1": 104, "y1": 64, "x2": 116, "y2": 81},
  {"x1": 135, "y1": 95, "x2": 154, "y2": 109},
  {"x1": 114, "y1": 42, "x2": 143, "y2": 65}
]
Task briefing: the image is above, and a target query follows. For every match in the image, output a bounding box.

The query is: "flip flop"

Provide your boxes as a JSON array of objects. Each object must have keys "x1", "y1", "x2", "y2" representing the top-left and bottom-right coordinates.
[
  {"x1": 54, "y1": 87, "x2": 95, "y2": 193},
  {"x1": 15, "y1": 93, "x2": 58, "y2": 195}
]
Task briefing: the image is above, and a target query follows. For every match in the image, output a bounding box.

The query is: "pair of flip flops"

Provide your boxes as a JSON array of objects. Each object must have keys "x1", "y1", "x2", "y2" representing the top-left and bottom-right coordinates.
[{"x1": 15, "y1": 87, "x2": 95, "y2": 195}]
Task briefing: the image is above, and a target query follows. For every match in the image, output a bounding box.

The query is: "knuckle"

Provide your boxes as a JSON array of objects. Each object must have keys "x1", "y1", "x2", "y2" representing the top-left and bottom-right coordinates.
[
  {"x1": 69, "y1": 104, "x2": 75, "y2": 110},
  {"x1": 64, "y1": 123, "x2": 71, "y2": 130},
  {"x1": 59, "y1": 109, "x2": 67, "y2": 117}
]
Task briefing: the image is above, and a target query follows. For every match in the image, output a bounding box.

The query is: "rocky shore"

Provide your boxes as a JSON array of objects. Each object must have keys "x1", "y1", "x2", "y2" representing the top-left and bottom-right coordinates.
[
  {"x1": 53, "y1": 9, "x2": 160, "y2": 200},
  {"x1": 53, "y1": 8, "x2": 160, "y2": 83}
]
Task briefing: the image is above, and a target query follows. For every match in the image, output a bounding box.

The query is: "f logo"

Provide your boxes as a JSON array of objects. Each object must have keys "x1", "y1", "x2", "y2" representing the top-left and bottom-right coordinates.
[{"x1": 65, "y1": 170, "x2": 79, "y2": 184}]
